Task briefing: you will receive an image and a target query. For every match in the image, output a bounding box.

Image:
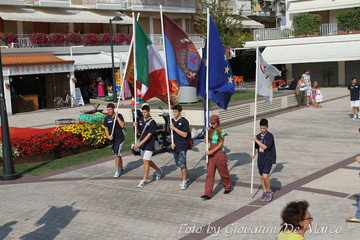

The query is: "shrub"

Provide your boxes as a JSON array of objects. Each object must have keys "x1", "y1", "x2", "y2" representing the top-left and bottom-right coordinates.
[
  {"x1": 83, "y1": 33, "x2": 98, "y2": 45},
  {"x1": 0, "y1": 32, "x2": 18, "y2": 44},
  {"x1": 337, "y1": 9, "x2": 360, "y2": 31},
  {"x1": 54, "y1": 122, "x2": 108, "y2": 149},
  {"x1": 29, "y1": 32, "x2": 48, "y2": 44},
  {"x1": 0, "y1": 142, "x2": 20, "y2": 161},
  {"x1": 293, "y1": 13, "x2": 321, "y2": 35},
  {"x1": 48, "y1": 32, "x2": 65, "y2": 44},
  {"x1": 11, "y1": 131, "x2": 86, "y2": 156},
  {"x1": 98, "y1": 33, "x2": 111, "y2": 43},
  {"x1": 113, "y1": 33, "x2": 128, "y2": 43},
  {"x1": 65, "y1": 32, "x2": 82, "y2": 44}
]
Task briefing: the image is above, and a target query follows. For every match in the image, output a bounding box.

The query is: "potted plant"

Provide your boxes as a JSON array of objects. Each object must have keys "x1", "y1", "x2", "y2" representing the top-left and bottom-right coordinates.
[
  {"x1": 72, "y1": 78, "x2": 77, "y2": 84},
  {"x1": 83, "y1": 33, "x2": 98, "y2": 45},
  {"x1": 321, "y1": 69, "x2": 334, "y2": 88},
  {"x1": 113, "y1": 33, "x2": 127, "y2": 44},
  {"x1": 98, "y1": 33, "x2": 110, "y2": 44},
  {"x1": 65, "y1": 32, "x2": 82, "y2": 44},
  {"x1": 336, "y1": 9, "x2": 360, "y2": 34},
  {"x1": 5, "y1": 83, "x2": 10, "y2": 89},
  {"x1": 293, "y1": 13, "x2": 321, "y2": 37},
  {"x1": 4, "y1": 32, "x2": 18, "y2": 44},
  {"x1": 48, "y1": 32, "x2": 65, "y2": 45},
  {"x1": 29, "y1": 32, "x2": 48, "y2": 45}
]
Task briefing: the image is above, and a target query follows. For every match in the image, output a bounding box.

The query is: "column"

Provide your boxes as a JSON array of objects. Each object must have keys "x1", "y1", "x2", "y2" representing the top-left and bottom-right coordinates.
[
  {"x1": 16, "y1": 21, "x2": 23, "y2": 34},
  {"x1": 182, "y1": 18, "x2": 186, "y2": 32},
  {"x1": 286, "y1": 64, "x2": 292, "y2": 82},
  {"x1": 69, "y1": 23, "x2": 74, "y2": 33},
  {"x1": 149, "y1": 16, "x2": 154, "y2": 42},
  {"x1": 338, "y1": 61, "x2": 345, "y2": 86},
  {"x1": 3, "y1": 75, "x2": 12, "y2": 115},
  {"x1": 69, "y1": 71, "x2": 76, "y2": 107}
]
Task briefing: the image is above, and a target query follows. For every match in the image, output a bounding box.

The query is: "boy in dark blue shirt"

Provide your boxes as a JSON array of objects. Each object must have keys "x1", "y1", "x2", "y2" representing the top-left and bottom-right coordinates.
[
  {"x1": 252, "y1": 118, "x2": 276, "y2": 201},
  {"x1": 133, "y1": 105, "x2": 163, "y2": 188},
  {"x1": 348, "y1": 77, "x2": 360, "y2": 120},
  {"x1": 104, "y1": 103, "x2": 126, "y2": 178}
]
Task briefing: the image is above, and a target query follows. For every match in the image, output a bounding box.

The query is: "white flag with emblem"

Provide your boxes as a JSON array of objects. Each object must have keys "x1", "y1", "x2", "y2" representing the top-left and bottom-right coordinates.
[{"x1": 257, "y1": 50, "x2": 281, "y2": 104}]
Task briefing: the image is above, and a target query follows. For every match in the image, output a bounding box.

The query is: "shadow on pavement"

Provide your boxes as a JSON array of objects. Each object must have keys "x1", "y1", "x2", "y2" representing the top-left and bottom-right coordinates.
[
  {"x1": 0, "y1": 221, "x2": 17, "y2": 240},
  {"x1": 20, "y1": 203, "x2": 81, "y2": 240},
  {"x1": 123, "y1": 159, "x2": 143, "y2": 174}
]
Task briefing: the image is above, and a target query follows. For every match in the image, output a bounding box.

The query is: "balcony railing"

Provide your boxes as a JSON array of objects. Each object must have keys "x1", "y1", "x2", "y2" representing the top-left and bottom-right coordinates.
[
  {"x1": 253, "y1": 23, "x2": 342, "y2": 41},
  {"x1": 12, "y1": 33, "x2": 204, "y2": 48}
]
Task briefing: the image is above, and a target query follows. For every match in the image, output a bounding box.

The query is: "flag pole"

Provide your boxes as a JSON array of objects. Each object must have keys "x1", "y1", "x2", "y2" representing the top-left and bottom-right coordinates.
[
  {"x1": 111, "y1": 13, "x2": 140, "y2": 137},
  {"x1": 205, "y1": 8, "x2": 210, "y2": 164},
  {"x1": 160, "y1": 5, "x2": 174, "y2": 145},
  {"x1": 132, "y1": 12, "x2": 138, "y2": 144},
  {"x1": 251, "y1": 36, "x2": 260, "y2": 194}
]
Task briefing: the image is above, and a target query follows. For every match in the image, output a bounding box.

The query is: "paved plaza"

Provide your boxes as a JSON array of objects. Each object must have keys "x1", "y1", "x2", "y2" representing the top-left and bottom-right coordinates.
[{"x1": 0, "y1": 88, "x2": 359, "y2": 240}]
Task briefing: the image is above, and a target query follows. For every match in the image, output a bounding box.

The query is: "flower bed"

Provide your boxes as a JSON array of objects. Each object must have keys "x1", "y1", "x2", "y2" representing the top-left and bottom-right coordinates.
[
  {"x1": 113, "y1": 33, "x2": 128, "y2": 44},
  {"x1": 65, "y1": 32, "x2": 82, "y2": 44},
  {"x1": 98, "y1": 33, "x2": 111, "y2": 44},
  {"x1": 83, "y1": 33, "x2": 98, "y2": 45},
  {"x1": 0, "y1": 32, "x2": 18, "y2": 44},
  {"x1": 48, "y1": 32, "x2": 65, "y2": 44},
  {"x1": 29, "y1": 32, "x2": 48, "y2": 44}
]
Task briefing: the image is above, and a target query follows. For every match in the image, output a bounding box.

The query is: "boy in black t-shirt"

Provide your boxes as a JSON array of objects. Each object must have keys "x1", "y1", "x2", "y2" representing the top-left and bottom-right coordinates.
[
  {"x1": 252, "y1": 118, "x2": 276, "y2": 202},
  {"x1": 104, "y1": 103, "x2": 126, "y2": 178},
  {"x1": 133, "y1": 105, "x2": 163, "y2": 188},
  {"x1": 170, "y1": 105, "x2": 190, "y2": 190},
  {"x1": 348, "y1": 77, "x2": 360, "y2": 120}
]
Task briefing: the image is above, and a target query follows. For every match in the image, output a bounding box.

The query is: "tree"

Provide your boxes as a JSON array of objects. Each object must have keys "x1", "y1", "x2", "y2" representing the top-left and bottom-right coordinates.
[{"x1": 195, "y1": 0, "x2": 252, "y2": 48}]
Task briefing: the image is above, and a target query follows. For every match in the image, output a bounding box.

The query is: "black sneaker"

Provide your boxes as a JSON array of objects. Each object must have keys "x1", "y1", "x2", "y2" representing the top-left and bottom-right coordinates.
[
  {"x1": 224, "y1": 190, "x2": 231, "y2": 194},
  {"x1": 201, "y1": 195, "x2": 211, "y2": 200}
]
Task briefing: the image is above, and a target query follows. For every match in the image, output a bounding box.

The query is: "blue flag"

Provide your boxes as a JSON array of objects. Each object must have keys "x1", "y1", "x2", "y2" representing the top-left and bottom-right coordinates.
[{"x1": 196, "y1": 16, "x2": 235, "y2": 110}]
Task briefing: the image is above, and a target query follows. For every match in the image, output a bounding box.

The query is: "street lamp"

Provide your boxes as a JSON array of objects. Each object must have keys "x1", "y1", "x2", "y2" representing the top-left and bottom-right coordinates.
[
  {"x1": 110, "y1": 15, "x2": 123, "y2": 103},
  {"x1": 0, "y1": 39, "x2": 21, "y2": 180}
]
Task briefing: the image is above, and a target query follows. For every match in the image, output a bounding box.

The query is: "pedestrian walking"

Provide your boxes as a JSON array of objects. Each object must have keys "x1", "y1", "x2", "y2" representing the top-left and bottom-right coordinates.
[
  {"x1": 133, "y1": 105, "x2": 163, "y2": 188},
  {"x1": 252, "y1": 118, "x2": 276, "y2": 201},
  {"x1": 278, "y1": 200, "x2": 313, "y2": 240},
  {"x1": 104, "y1": 103, "x2": 126, "y2": 178},
  {"x1": 312, "y1": 81, "x2": 318, "y2": 108},
  {"x1": 169, "y1": 105, "x2": 191, "y2": 190},
  {"x1": 348, "y1": 77, "x2": 360, "y2": 120},
  {"x1": 346, "y1": 156, "x2": 360, "y2": 223},
  {"x1": 201, "y1": 115, "x2": 231, "y2": 200}
]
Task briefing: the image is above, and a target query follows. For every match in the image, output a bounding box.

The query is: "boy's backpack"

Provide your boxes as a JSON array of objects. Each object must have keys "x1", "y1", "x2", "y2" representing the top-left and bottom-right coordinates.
[{"x1": 187, "y1": 132, "x2": 193, "y2": 150}]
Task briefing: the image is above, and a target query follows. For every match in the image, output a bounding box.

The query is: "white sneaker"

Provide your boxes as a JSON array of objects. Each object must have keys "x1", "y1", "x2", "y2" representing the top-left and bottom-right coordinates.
[
  {"x1": 353, "y1": 115, "x2": 357, "y2": 120},
  {"x1": 180, "y1": 181, "x2": 189, "y2": 190},
  {"x1": 358, "y1": 112, "x2": 360, "y2": 119},
  {"x1": 154, "y1": 168, "x2": 163, "y2": 180},
  {"x1": 137, "y1": 180, "x2": 147, "y2": 188},
  {"x1": 113, "y1": 170, "x2": 120, "y2": 178},
  {"x1": 179, "y1": 179, "x2": 191, "y2": 187}
]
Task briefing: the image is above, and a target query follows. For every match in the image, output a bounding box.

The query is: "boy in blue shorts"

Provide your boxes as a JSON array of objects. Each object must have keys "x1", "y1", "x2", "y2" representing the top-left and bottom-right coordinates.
[{"x1": 252, "y1": 118, "x2": 276, "y2": 201}]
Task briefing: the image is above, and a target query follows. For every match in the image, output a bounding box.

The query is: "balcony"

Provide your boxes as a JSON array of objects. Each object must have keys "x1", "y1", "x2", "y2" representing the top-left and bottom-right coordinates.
[
  {"x1": 8, "y1": 33, "x2": 203, "y2": 48},
  {"x1": 128, "y1": 0, "x2": 196, "y2": 13},
  {"x1": 253, "y1": 23, "x2": 346, "y2": 41}
]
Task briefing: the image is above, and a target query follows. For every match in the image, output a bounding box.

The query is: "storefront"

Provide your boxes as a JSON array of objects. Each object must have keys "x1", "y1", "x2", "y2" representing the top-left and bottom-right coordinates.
[{"x1": 2, "y1": 54, "x2": 74, "y2": 114}]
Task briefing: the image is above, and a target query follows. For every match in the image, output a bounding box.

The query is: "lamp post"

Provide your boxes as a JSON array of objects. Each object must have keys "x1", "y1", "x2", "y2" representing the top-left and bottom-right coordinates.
[
  {"x1": 0, "y1": 40, "x2": 21, "y2": 181},
  {"x1": 110, "y1": 16, "x2": 123, "y2": 103}
]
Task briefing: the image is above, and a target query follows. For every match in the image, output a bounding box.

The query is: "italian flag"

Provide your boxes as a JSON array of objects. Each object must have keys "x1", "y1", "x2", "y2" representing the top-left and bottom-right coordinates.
[{"x1": 135, "y1": 19, "x2": 174, "y2": 102}]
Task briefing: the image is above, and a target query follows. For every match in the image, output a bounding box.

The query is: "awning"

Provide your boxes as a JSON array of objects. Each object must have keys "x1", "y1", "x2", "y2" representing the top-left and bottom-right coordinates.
[
  {"x1": 2, "y1": 55, "x2": 74, "y2": 66},
  {"x1": 262, "y1": 41, "x2": 360, "y2": 64},
  {"x1": 241, "y1": 17, "x2": 264, "y2": 29},
  {"x1": 288, "y1": 1, "x2": 360, "y2": 14},
  {"x1": 0, "y1": 6, "x2": 132, "y2": 24},
  {"x1": 58, "y1": 53, "x2": 124, "y2": 70}
]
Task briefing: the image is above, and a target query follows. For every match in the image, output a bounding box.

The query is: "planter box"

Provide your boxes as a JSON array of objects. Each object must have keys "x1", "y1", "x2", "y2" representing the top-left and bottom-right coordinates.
[
  {"x1": 0, "y1": 145, "x2": 92, "y2": 167},
  {"x1": 350, "y1": 30, "x2": 360, "y2": 34},
  {"x1": 296, "y1": 34, "x2": 306, "y2": 38},
  {"x1": 310, "y1": 33, "x2": 320, "y2": 37},
  {"x1": 337, "y1": 31, "x2": 348, "y2": 35}
]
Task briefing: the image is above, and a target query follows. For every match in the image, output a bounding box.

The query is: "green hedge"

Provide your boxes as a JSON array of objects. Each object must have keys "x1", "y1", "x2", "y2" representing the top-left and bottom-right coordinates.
[
  {"x1": 336, "y1": 9, "x2": 360, "y2": 31},
  {"x1": 293, "y1": 13, "x2": 321, "y2": 35}
]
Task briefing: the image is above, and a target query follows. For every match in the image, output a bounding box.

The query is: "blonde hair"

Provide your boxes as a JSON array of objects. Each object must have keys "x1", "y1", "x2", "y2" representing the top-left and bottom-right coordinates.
[{"x1": 208, "y1": 120, "x2": 223, "y2": 142}]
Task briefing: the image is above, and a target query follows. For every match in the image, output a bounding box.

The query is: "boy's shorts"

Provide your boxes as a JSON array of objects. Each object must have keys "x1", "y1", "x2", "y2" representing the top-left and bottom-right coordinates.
[
  {"x1": 351, "y1": 100, "x2": 359, "y2": 107},
  {"x1": 258, "y1": 163, "x2": 273, "y2": 175},
  {"x1": 140, "y1": 149, "x2": 153, "y2": 161},
  {"x1": 112, "y1": 140, "x2": 124, "y2": 157},
  {"x1": 174, "y1": 151, "x2": 187, "y2": 168}
]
